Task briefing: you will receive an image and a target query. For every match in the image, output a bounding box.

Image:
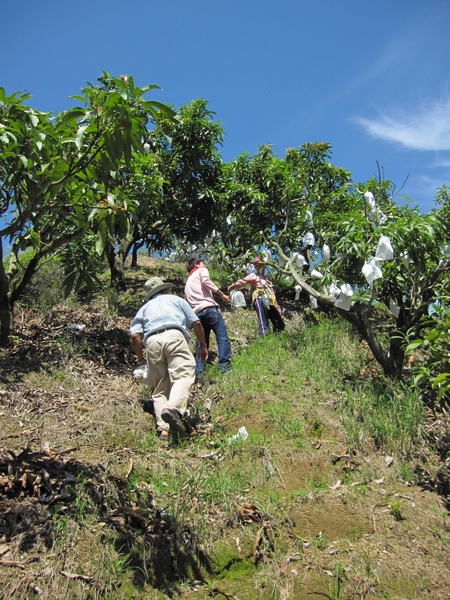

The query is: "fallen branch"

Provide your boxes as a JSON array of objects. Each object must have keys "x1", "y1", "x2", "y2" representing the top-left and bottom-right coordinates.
[
  {"x1": 60, "y1": 571, "x2": 94, "y2": 584},
  {"x1": 0, "y1": 559, "x2": 25, "y2": 569},
  {"x1": 211, "y1": 585, "x2": 240, "y2": 600},
  {"x1": 28, "y1": 584, "x2": 44, "y2": 598},
  {"x1": 125, "y1": 457, "x2": 134, "y2": 479}
]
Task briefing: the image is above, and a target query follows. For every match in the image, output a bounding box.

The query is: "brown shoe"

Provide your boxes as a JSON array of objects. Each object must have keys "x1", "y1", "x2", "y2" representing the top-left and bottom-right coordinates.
[{"x1": 161, "y1": 408, "x2": 186, "y2": 435}]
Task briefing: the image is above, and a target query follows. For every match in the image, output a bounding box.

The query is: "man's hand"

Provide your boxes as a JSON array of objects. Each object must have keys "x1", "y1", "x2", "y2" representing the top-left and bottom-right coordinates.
[
  {"x1": 192, "y1": 320, "x2": 209, "y2": 363},
  {"x1": 131, "y1": 332, "x2": 145, "y2": 363},
  {"x1": 197, "y1": 346, "x2": 209, "y2": 364}
]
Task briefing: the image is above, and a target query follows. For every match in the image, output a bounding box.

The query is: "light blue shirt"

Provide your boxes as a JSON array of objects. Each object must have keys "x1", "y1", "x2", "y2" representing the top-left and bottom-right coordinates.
[{"x1": 130, "y1": 293, "x2": 199, "y2": 343}]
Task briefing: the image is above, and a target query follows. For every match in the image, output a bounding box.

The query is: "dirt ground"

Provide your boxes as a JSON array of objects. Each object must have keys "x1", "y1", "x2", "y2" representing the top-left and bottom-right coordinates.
[{"x1": 1, "y1": 267, "x2": 450, "y2": 599}]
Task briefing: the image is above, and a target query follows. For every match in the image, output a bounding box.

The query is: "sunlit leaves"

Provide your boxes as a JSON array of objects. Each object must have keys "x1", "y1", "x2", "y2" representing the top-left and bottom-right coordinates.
[{"x1": 0, "y1": 74, "x2": 175, "y2": 343}]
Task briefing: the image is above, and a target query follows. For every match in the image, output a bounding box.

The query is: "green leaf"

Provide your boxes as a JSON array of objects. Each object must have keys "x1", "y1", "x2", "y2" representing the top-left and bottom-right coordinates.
[
  {"x1": 59, "y1": 108, "x2": 88, "y2": 125},
  {"x1": 18, "y1": 155, "x2": 28, "y2": 169},
  {"x1": 433, "y1": 373, "x2": 450, "y2": 386},
  {"x1": 95, "y1": 228, "x2": 106, "y2": 256},
  {"x1": 63, "y1": 271, "x2": 77, "y2": 298},
  {"x1": 405, "y1": 340, "x2": 424, "y2": 352},
  {"x1": 51, "y1": 161, "x2": 69, "y2": 181},
  {"x1": 437, "y1": 386, "x2": 450, "y2": 401},
  {"x1": 28, "y1": 230, "x2": 40, "y2": 250},
  {"x1": 29, "y1": 113, "x2": 39, "y2": 127}
]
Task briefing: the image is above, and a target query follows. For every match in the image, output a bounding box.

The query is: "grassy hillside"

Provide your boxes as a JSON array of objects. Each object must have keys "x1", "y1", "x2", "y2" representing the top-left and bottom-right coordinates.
[{"x1": 1, "y1": 256, "x2": 450, "y2": 599}]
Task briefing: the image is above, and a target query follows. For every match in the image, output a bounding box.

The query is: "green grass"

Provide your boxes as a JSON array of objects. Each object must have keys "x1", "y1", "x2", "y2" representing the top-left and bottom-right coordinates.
[
  {"x1": 3, "y1": 259, "x2": 444, "y2": 599},
  {"x1": 341, "y1": 381, "x2": 426, "y2": 454}
]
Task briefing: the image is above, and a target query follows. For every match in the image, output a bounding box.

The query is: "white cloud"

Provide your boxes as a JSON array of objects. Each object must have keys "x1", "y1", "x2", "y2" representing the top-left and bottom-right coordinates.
[
  {"x1": 432, "y1": 156, "x2": 450, "y2": 168},
  {"x1": 355, "y1": 96, "x2": 450, "y2": 151}
]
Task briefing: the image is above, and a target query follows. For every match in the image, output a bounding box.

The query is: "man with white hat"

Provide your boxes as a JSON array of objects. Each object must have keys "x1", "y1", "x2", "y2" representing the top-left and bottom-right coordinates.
[{"x1": 130, "y1": 276, "x2": 208, "y2": 440}]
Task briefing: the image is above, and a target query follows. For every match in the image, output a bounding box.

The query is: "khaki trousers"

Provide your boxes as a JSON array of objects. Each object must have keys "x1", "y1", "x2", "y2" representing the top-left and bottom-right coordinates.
[{"x1": 145, "y1": 329, "x2": 195, "y2": 432}]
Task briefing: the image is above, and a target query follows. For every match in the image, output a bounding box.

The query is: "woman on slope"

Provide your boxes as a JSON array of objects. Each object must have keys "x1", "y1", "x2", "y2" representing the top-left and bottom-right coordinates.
[{"x1": 228, "y1": 257, "x2": 285, "y2": 336}]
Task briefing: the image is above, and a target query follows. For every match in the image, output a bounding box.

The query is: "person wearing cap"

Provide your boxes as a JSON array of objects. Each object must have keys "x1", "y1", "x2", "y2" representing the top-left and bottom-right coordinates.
[
  {"x1": 184, "y1": 257, "x2": 232, "y2": 379},
  {"x1": 130, "y1": 276, "x2": 208, "y2": 440},
  {"x1": 228, "y1": 257, "x2": 285, "y2": 336}
]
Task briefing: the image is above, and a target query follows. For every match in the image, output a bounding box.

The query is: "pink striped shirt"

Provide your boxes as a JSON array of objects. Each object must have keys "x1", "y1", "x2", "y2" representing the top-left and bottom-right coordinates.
[
  {"x1": 185, "y1": 267, "x2": 220, "y2": 314},
  {"x1": 233, "y1": 272, "x2": 270, "y2": 293}
]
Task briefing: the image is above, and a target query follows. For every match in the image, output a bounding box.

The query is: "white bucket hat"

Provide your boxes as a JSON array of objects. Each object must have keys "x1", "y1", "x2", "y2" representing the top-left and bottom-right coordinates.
[{"x1": 144, "y1": 277, "x2": 174, "y2": 302}]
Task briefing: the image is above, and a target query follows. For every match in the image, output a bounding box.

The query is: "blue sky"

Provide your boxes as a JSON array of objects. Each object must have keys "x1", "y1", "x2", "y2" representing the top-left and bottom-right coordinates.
[{"x1": 2, "y1": 0, "x2": 450, "y2": 212}]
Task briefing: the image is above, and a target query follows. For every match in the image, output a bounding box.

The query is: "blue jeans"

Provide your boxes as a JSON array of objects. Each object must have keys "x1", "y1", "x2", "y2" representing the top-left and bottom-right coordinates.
[
  {"x1": 196, "y1": 306, "x2": 231, "y2": 376},
  {"x1": 253, "y1": 298, "x2": 285, "y2": 336}
]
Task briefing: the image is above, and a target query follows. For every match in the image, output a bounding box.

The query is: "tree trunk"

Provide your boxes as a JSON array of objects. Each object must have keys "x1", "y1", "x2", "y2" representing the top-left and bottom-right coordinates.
[
  {"x1": 106, "y1": 245, "x2": 126, "y2": 291},
  {"x1": 0, "y1": 302, "x2": 11, "y2": 347},
  {"x1": 388, "y1": 334, "x2": 405, "y2": 379},
  {"x1": 0, "y1": 244, "x2": 11, "y2": 346},
  {"x1": 131, "y1": 244, "x2": 138, "y2": 268},
  {"x1": 340, "y1": 303, "x2": 403, "y2": 379},
  {"x1": 131, "y1": 240, "x2": 145, "y2": 267}
]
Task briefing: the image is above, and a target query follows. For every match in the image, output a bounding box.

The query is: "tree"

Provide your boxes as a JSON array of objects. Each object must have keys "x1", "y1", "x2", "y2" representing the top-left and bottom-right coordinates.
[
  {"x1": 0, "y1": 73, "x2": 174, "y2": 345},
  {"x1": 145, "y1": 98, "x2": 226, "y2": 245},
  {"x1": 218, "y1": 145, "x2": 289, "y2": 253},
  {"x1": 272, "y1": 180, "x2": 449, "y2": 380},
  {"x1": 213, "y1": 142, "x2": 449, "y2": 382},
  {"x1": 403, "y1": 185, "x2": 450, "y2": 405},
  {"x1": 84, "y1": 98, "x2": 226, "y2": 286},
  {"x1": 214, "y1": 142, "x2": 350, "y2": 262}
]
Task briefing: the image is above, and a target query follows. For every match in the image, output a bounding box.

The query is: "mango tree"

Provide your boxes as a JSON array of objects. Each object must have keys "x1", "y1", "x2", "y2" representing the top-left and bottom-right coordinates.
[
  {"x1": 0, "y1": 73, "x2": 173, "y2": 345},
  {"x1": 81, "y1": 98, "x2": 226, "y2": 282},
  {"x1": 211, "y1": 142, "x2": 350, "y2": 282},
  {"x1": 144, "y1": 98, "x2": 225, "y2": 249},
  {"x1": 403, "y1": 185, "x2": 450, "y2": 404},
  {"x1": 273, "y1": 178, "x2": 449, "y2": 381}
]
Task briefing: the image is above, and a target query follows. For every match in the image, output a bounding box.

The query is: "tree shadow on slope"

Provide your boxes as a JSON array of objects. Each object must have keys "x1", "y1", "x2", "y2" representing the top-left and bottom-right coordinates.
[
  {"x1": 109, "y1": 512, "x2": 212, "y2": 594},
  {"x1": 0, "y1": 305, "x2": 134, "y2": 383},
  {"x1": 0, "y1": 446, "x2": 213, "y2": 593}
]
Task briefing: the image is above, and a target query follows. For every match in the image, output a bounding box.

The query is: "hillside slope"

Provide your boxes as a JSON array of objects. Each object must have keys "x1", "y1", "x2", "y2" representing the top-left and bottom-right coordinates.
[{"x1": 1, "y1": 257, "x2": 450, "y2": 599}]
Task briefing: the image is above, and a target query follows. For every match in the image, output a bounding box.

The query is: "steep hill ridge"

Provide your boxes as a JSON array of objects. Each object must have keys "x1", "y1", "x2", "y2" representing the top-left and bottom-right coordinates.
[{"x1": 1, "y1": 257, "x2": 450, "y2": 599}]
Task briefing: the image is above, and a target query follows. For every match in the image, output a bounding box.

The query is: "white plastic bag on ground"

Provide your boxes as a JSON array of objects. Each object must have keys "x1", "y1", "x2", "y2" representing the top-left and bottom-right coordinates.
[
  {"x1": 294, "y1": 284, "x2": 302, "y2": 300},
  {"x1": 231, "y1": 289, "x2": 246, "y2": 308},
  {"x1": 133, "y1": 365, "x2": 149, "y2": 385},
  {"x1": 310, "y1": 295, "x2": 318, "y2": 309},
  {"x1": 228, "y1": 426, "x2": 249, "y2": 443},
  {"x1": 69, "y1": 323, "x2": 85, "y2": 331}
]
